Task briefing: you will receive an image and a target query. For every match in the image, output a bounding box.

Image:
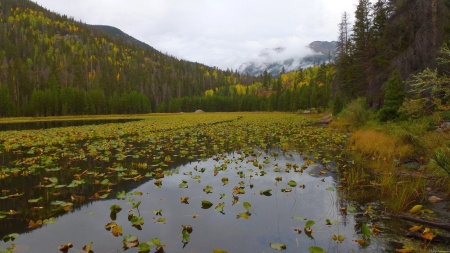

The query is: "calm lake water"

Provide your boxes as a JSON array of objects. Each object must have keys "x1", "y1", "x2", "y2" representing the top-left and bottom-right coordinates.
[
  {"x1": 1, "y1": 149, "x2": 394, "y2": 253},
  {"x1": 0, "y1": 118, "x2": 141, "y2": 131},
  {"x1": 1, "y1": 112, "x2": 432, "y2": 253}
]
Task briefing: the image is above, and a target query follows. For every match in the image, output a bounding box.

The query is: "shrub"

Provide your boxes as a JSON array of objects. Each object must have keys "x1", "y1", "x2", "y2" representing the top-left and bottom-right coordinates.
[
  {"x1": 339, "y1": 97, "x2": 373, "y2": 128},
  {"x1": 398, "y1": 98, "x2": 428, "y2": 119}
]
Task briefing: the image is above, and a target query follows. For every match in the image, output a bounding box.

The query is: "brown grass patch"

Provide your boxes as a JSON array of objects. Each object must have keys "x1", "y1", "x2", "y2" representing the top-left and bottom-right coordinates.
[{"x1": 349, "y1": 129, "x2": 413, "y2": 164}]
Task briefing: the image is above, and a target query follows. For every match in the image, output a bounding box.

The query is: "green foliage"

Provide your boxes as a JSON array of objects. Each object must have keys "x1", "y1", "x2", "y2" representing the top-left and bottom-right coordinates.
[
  {"x1": 333, "y1": 95, "x2": 344, "y2": 115},
  {"x1": 156, "y1": 102, "x2": 166, "y2": 113},
  {"x1": 0, "y1": 85, "x2": 15, "y2": 116},
  {"x1": 407, "y1": 42, "x2": 450, "y2": 112},
  {"x1": 398, "y1": 98, "x2": 428, "y2": 119},
  {"x1": 379, "y1": 70, "x2": 405, "y2": 121},
  {"x1": 340, "y1": 98, "x2": 373, "y2": 128}
]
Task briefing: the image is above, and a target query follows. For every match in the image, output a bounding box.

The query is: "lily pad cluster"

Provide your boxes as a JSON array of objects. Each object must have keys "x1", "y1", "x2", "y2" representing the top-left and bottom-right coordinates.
[{"x1": 0, "y1": 113, "x2": 352, "y2": 252}]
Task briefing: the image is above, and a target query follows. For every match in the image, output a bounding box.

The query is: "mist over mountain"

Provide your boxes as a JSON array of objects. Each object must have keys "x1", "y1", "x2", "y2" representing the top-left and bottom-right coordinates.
[{"x1": 238, "y1": 41, "x2": 337, "y2": 76}]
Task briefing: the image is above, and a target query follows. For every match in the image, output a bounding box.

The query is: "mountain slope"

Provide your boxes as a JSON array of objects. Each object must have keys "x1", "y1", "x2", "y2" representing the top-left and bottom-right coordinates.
[
  {"x1": 0, "y1": 0, "x2": 255, "y2": 116},
  {"x1": 238, "y1": 41, "x2": 337, "y2": 76}
]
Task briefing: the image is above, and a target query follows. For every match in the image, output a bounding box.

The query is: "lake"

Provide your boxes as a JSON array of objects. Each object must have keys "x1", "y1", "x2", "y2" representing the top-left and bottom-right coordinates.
[{"x1": 0, "y1": 113, "x2": 433, "y2": 252}]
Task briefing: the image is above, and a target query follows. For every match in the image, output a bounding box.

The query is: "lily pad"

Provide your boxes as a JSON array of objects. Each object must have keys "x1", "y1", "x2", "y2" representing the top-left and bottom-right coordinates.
[
  {"x1": 288, "y1": 180, "x2": 297, "y2": 187},
  {"x1": 305, "y1": 220, "x2": 315, "y2": 229},
  {"x1": 221, "y1": 177, "x2": 229, "y2": 185},
  {"x1": 215, "y1": 202, "x2": 225, "y2": 212},
  {"x1": 117, "y1": 191, "x2": 126, "y2": 200},
  {"x1": 237, "y1": 211, "x2": 251, "y2": 219},
  {"x1": 260, "y1": 189, "x2": 272, "y2": 196},
  {"x1": 201, "y1": 200, "x2": 213, "y2": 209},
  {"x1": 270, "y1": 243, "x2": 286, "y2": 250},
  {"x1": 2, "y1": 233, "x2": 19, "y2": 242},
  {"x1": 203, "y1": 185, "x2": 213, "y2": 194},
  {"x1": 130, "y1": 215, "x2": 145, "y2": 226},
  {"x1": 123, "y1": 235, "x2": 139, "y2": 249},
  {"x1": 243, "y1": 202, "x2": 251, "y2": 211},
  {"x1": 309, "y1": 246, "x2": 325, "y2": 253},
  {"x1": 110, "y1": 204, "x2": 122, "y2": 213},
  {"x1": 213, "y1": 249, "x2": 228, "y2": 253}
]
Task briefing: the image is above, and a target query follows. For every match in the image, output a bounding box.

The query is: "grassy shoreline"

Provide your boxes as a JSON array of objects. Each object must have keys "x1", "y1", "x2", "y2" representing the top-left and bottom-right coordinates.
[{"x1": 331, "y1": 112, "x2": 450, "y2": 213}]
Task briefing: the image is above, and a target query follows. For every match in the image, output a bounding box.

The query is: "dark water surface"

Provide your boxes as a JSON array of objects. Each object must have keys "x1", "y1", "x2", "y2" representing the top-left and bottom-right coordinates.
[
  {"x1": 0, "y1": 118, "x2": 141, "y2": 131},
  {"x1": 1, "y1": 150, "x2": 394, "y2": 253}
]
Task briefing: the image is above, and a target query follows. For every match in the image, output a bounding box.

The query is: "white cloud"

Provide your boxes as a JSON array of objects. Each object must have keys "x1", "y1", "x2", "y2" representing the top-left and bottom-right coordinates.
[{"x1": 33, "y1": 0, "x2": 357, "y2": 70}]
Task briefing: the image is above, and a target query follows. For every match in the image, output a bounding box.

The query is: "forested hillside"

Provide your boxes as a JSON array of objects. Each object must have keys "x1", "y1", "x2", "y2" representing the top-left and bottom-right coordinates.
[
  {"x1": 0, "y1": 0, "x2": 258, "y2": 116},
  {"x1": 335, "y1": 0, "x2": 450, "y2": 109}
]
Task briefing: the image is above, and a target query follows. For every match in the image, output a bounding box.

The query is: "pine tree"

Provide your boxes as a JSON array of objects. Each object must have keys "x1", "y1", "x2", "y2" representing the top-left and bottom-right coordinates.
[
  {"x1": 379, "y1": 70, "x2": 405, "y2": 121},
  {"x1": 337, "y1": 12, "x2": 351, "y2": 57},
  {"x1": 351, "y1": 0, "x2": 372, "y2": 97}
]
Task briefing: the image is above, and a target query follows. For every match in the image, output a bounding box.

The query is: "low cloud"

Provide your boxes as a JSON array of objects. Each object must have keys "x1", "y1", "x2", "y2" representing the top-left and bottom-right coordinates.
[{"x1": 33, "y1": 0, "x2": 356, "y2": 70}]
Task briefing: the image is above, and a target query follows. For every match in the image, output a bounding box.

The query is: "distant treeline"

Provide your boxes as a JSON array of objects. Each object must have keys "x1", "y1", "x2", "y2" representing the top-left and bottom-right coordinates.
[{"x1": 164, "y1": 64, "x2": 334, "y2": 113}]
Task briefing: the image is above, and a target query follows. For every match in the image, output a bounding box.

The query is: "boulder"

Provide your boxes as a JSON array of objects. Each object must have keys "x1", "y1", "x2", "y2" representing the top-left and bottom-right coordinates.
[
  {"x1": 318, "y1": 114, "x2": 333, "y2": 124},
  {"x1": 441, "y1": 122, "x2": 450, "y2": 132},
  {"x1": 428, "y1": 196, "x2": 443, "y2": 203},
  {"x1": 195, "y1": 109, "x2": 204, "y2": 113}
]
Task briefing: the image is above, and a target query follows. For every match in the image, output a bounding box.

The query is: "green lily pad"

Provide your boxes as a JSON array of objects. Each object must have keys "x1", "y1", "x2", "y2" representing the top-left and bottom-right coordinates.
[
  {"x1": 28, "y1": 197, "x2": 43, "y2": 203},
  {"x1": 201, "y1": 200, "x2": 213, "y2": 209},
  {"x1": 215, "y1": 202, "x2": 225, "y2": 212},
  {"x1": 151, "y1": 237, "x2": 165, "y2": 247},
  {"x1": 362, "y1": 223, "x2": 371, "y2": 239},
  {"x1": 110, "y1": 204, "x2": 122, "y2": 213},
  {"x1": 305, "y1": 220, "x2": 315, "y2": 229},
  {"x1": 237, "y1": 211, "x2": 251, "y2": 219},
  {"x1": 203, "y1": 185, "x2": 213, "y2": 194},
  {"x1": 138, "y1": 242, "x2": 151, "y2": 253},
  {"x1": 2, "y1": 233, "x2": 19, "y2": 242},
  {"x1": 288, "y1": 180, "x2": 297, "y2": 187},
  {"x1": 221, "y1": 177, "x2": 229, "y2": 185},
  {"x1": 270, "y1": 243, "x2": 286, "y2": 250},
  {"x1": 213, "y1": 249, "x2": 228, "y2": 253},
  {"x1": 117, "y1": 191, "x2": 126, "y2": 200},
  {"x1": 243, "y1": 202, "x2": 251, "y2": 211},
  {"x1": 123, "y1": 235, "x2": 139, "y2": 249},
  {"x1": 309, "y1": 246, "x2": 325, "y2": 253},
  {"x1": 131, "y1": 215, "x2": 145, "y2": 226}
]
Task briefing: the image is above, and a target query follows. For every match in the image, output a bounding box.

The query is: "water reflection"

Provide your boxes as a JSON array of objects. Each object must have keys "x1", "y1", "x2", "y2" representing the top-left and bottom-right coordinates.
[
  {"x1": 3, "y1": 150, "x2": 366, "y2": 253},
  {"x1": 0, "y1": 118, "x2": 141, "y2": 131}
]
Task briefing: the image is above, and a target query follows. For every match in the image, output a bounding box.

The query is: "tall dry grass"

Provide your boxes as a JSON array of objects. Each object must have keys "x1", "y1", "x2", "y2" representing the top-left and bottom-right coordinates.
[{"x1": 349, "y1": 129, "x2": 413, "y2": 165}]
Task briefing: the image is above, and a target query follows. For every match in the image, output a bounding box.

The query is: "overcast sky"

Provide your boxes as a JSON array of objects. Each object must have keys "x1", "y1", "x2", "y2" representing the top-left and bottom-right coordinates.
[{"x1": 33, "y1": 0, "x2": 356, "y2": 70}]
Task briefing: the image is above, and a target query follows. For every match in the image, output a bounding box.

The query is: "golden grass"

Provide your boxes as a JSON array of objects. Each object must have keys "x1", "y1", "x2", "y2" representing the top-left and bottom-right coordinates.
[{"x1": 349, "y1": 129, "x2": 413, "y2": 165}]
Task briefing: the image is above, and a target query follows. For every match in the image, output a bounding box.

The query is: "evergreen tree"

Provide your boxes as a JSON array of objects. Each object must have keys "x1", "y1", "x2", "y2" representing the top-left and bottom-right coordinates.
[
  {"x1": 337, "y1": 12, "x2": 351, "y2": 57},
  {"x1": 379, "y1": 70, "x2": 405, "y2": 121},
  {"x1": 0, "y1": 85, "x2": 15, "y2": 116},
  {"x1": 351, "y1": 0, "x2": 372, "y2": 97}
]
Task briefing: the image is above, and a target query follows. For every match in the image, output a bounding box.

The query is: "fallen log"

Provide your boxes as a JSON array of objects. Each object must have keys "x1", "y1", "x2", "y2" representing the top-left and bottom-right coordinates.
[
  {"x1": 385, "y1": 212, "x2": 450, "y2": 230},
  {"x1": 406, "y1": 232, "x2": 450, "y2": 244}
]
